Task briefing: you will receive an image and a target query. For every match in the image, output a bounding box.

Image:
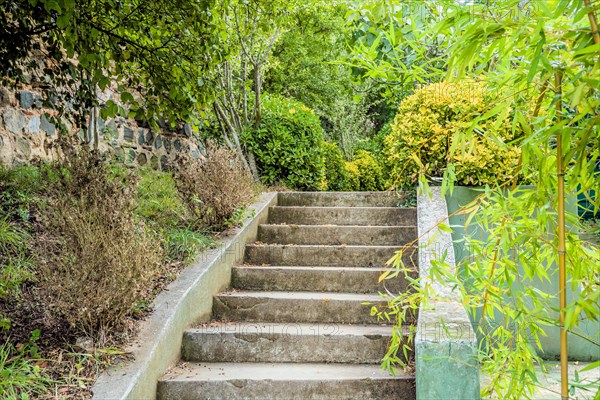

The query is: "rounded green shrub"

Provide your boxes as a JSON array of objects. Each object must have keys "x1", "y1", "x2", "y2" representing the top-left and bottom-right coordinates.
[
  {"x1": 352, "y1": 150, "x2": 385, "y2": 191},
  {"x1": 385, "y1": 80, "x2": 522, "y2": 187},
  {"x1": 243, "y1": 95, "x2": 325, "y2": 190},
  {"x1": 322, "y1": 142, "x2": 351, "y2": 191}
]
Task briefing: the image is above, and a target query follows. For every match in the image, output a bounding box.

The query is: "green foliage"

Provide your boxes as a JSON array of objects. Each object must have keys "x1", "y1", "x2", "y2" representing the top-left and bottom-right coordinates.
[
  {"x1": 351, "y1": 0, "x2": 600, "y2": 398},
  {"x1": 354, "y1": 122, "x2": 390, "y2": 156},
  {"x1": 0, "y1": 166, "x2": 41, "y2": 223},
  {"x1": 164, "y1": 227, "x2": 215, "y2": 264},
  {"x1": 243, "y1": 95, "x2": 325, "y2": 190},
  {"x1": 344, "y1": 1, "x2": 447, "y2": 101},
  {"x1": 344, "y1": 150, "x2": 386, "y2": 191},
  {"x1": 136, "y1": 168, "x2": 190, "y2": 229},
  {"x1": 265, "y1": 3, "x2": 354, "y2": 120},
  {"x1": 135, "y1": 168, "x2": 215, "y2": 263},
  {"x1": 322, "y1": 142, "x2": 351, "y2": 191},
  {"x1": 344, "y1": 161, "x2": 361, "y2": 191},
  {"x1": 0, "y1": 219, "x2": 33, "y2": 301},
  {"x1": 385, "y1": 80, "x2": 523, "y2": 188},
  {"x1": 1, "y1": 0, "x2": 227, "y2": 126},
  {"x1": 0, "y1": 331, "x2": 53, "y2": 399}
]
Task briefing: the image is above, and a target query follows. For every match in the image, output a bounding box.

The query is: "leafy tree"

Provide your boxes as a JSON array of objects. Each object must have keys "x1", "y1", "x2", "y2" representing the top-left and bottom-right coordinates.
[
  {"x1": 212, "y1": 0, "x2": 300, "y2": 179},
  {"x1": 344, "y1": 0, "x2": 448, "y2": 101},
  {"x1": 0, "y1": 0, "x2": 228, "y2": 142}
]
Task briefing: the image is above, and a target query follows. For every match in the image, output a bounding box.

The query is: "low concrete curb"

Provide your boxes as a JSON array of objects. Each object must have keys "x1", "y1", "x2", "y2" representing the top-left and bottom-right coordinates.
[
  {"x1": 91, "y1": 192, "x2": 277, "y2": 400},
  {"x1": 415, "y1": 187, "x2": 480, "y2": 399}
]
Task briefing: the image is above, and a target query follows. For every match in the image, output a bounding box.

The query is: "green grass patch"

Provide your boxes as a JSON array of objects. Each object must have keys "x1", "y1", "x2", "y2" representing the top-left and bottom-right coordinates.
[{"x1": 0, "y1": 331, "x2": 54, "y2": 399}]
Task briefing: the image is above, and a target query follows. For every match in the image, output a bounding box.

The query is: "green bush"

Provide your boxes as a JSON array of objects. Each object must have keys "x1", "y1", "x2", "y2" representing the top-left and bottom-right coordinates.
[
  {"x1": 243, "y1": 95, "x2": 325, "y2": 190},
  {"x1": 322, "y1": 142, "x2": 351, "y2": 191},
  {"x1": 385, "y1": 80, "x2": 522, "y2": 187},
  {"x1": 349, "y1": 150, "x2": 386, "y2": 191}
]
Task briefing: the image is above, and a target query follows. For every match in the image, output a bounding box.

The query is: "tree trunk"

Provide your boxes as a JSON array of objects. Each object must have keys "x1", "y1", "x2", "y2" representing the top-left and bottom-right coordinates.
[
  {"x1": 253, "y1": 61, "x2": 262, "y2": 128},
  {"x1": 213, "y1": 102, "x2": 252, "y2": 174}
]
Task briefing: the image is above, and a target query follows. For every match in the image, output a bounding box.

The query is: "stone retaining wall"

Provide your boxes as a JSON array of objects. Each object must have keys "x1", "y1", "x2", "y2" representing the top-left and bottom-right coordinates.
[{"x1": 0, "y1": 86, "x2": 206, "y2": 168}]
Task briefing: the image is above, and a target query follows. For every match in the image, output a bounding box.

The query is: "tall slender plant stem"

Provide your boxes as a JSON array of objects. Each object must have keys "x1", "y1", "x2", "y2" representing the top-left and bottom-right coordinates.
[
  {"x1": 584, "y1": 0, "x2": 600, "y2": 50},
  {"x1": 554, "y1": 69, "x2": 568, "y2": 400}
]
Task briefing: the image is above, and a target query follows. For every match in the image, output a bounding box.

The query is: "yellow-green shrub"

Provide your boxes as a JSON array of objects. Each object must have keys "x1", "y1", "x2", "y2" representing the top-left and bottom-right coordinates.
[
  {"x1": 353, "y1": 150, "x2": 385, "y2": 191},
  {"x1": 385, "y1": 80, "x2": 522, "y2": 187},
  {"x1": 344, "y1": 150, "x2": 385, "y2": 191},
  {"x1": 345, "y1": 161, "x2": 360, "y2": 191},
  {"x1": 322, "y1": 142, "x2": 351, "y2": 191}
]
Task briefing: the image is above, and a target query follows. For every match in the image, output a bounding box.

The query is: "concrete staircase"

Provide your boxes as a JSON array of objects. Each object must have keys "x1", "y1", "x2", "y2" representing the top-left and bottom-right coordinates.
[{"x1": 158, "y1": 192, "x2": 418, "y2": 400}]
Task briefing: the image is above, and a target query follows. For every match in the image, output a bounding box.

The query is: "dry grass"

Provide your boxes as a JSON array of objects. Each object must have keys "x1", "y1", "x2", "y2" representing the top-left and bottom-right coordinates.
[
  {"x1": 34, "y1": 149, "x2": 164, "y2": 341},
  {"x1": 175, "y1": 144, "x2": 255, "y2": 229}
]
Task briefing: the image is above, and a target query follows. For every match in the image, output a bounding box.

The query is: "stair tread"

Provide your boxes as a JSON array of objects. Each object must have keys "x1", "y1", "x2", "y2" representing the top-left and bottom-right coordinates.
[
  {"x1": 247, "y1": 244, "x2": 416, "y2": 249},
  {"x1": 236, "y1": 265, "x2": 397, "y2": 272},
  {"x1": 187, "y1": 322, "x2": 401, "y2": 336},
  {"x1": 260, "y1": 224, "x2": 416, "y2": 227},
  {"x1": 161, "y1": 362, "x2": 413, "y2": 382},
  {"x1": 217, "y1": 290, "x2": 383, "y2": 301},
  {"x1": 270, "y1": 206, "x2": 413, "y2": 210}
]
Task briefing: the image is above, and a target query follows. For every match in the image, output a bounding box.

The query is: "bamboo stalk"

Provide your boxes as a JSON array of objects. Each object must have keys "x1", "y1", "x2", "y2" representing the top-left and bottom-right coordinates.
[
  {"x1": 584, "y1": 0, "x2": 600, "y2": 47},
  {"x1": 554, "y1": 70, "x2": 569, "y2": 400}
]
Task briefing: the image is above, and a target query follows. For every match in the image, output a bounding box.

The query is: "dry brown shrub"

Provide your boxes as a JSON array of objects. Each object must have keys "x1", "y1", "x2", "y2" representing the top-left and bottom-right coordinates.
[
  {"x1": 35, "y1": 148, "x2": 164, "y2": 339},
  {"x1": 175, "y1": 144, "x2": 255, "y2": 229}
]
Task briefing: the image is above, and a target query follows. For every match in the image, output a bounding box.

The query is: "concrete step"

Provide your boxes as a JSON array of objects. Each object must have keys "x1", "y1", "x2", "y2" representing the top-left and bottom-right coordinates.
[
  {"x1": 157, "y1": 362, "x2": 416, "y2": 400},
  {"x1": 232, "y1": 265, "x2": 416, "y2": 293},
  {"x1": 181, "y1": 322, "x2": 409, "y2": 363},
  {"x1": 278, "y1": 191, "x2": 416, "y2": 208},
  {"x1": 245, "y1": 244, "x2": 418, "y2": 268},
  {"x1": 258, "y1": 224, "x2": 417, "y2": 246},
  {"x1": 212, "y1": 291, "x2": 392, "y2": 325},
  {"x1": 268, "y1": 206, "x2": 417, "y2": 226}
]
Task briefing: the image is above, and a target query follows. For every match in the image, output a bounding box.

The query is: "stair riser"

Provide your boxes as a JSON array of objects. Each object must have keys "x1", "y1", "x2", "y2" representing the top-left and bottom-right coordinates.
[
  {"x1": 213, "y1": 296, "x2": 389, "y2": 325},
  {"x1": 182, "y1": 330, "x2": 398, "y2": 363},
  {"x1": 268, "y1": 207, "x2": 417, "y2": 226},
  {"x1": 157, "y1": 379, "x2": 416, "y2": 400},
  {"x1": 232, "y1": 267, "x2": 416, "y2": 293},
  {"x1": 245, "y1": 245, "x2": 418, "y2": 268},
  {"x1": 278, "y1": 192, "x2": 415, "y2": 208},
  {"x1": 258, "y1": 225, "x2": 417, "y2": 246}
]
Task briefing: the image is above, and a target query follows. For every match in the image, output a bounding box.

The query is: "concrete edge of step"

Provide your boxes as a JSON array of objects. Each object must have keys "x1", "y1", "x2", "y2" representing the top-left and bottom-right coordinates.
[{"x1": 91, "y1": 192, "x2": 278, "y2": 400}]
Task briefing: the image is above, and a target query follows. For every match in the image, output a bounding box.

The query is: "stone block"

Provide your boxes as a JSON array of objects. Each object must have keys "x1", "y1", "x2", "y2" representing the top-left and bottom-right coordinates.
[
  {"x1": 0, "y1": 88, "x2": 12, "y2": 106},
  {"x1": 3, "y1": 109, "x2": 26, "y2": 133},
  {"x1": 137, "y1": 128, "x2": 146, "y2": 145},
  {"x1": 40, "y1": 114, "x2": 56, "y2": 136},
  {"x1": 18, "y1": 90, "x2": 34, "y2": 109},
  {"x1": 26, "y1": 116, "x2": 41, "y2": 134},
  {"x1": 16, "y1": 137, "x2": 31, "y2": 158},
  {"x1": 124, "y1": 126, "x2": 134, "y2": 142},
  {"x1": 137, "y1": 152, "x2": 147, "y2": 166}
]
